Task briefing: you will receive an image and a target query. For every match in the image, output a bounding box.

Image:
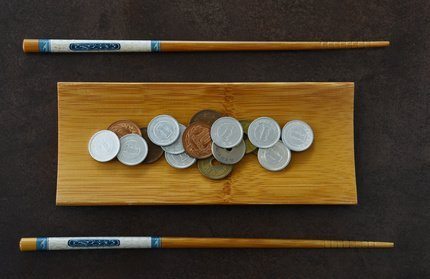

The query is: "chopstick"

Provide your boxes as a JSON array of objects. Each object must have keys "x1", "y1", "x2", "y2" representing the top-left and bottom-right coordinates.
[
  {"x1": 22, "y1": 39, "x2": 390, "y2": 53},
  {"x1": 20, "y1": 236, "x2": 394, "y2": 251}
]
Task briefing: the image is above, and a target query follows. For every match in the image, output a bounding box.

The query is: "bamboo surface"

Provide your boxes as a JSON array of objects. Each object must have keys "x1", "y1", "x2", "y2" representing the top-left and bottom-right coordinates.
[{"x1": 57, "y1": 82, "x2": 356, "y2": 205}]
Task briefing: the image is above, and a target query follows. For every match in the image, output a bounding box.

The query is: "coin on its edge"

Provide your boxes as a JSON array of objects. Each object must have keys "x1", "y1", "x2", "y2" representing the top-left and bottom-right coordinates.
[
  {"x1": 189, "y1": 109, "x2": 223, "y2": 126},
  {"x1": 257, "y1": 141, "x2": 291, "y2": 171},
  {"x1": 88, "y1": 130, "x2": 120, "y2": 162},
  {"x1": 141, "y1": 128, "x2": 164, "y2": 163},
  {"x1": 183, "y1": 122, "x2": 212, "y2": 159},
  {"x1": 108, "y1": 120, "x2": 142, "y2": 138},
  {"x1": 117, "y1": 134, "x2": 148, "y2": 166},
  {"x1": 198, "y1": 156, "x2": 234, "y2": 180},
  {"x1": 239, "y1": 120, "x2": 257, "y2": 154},
  {"x1": 165, "y1": 152, "x2": 196, "y2": 169}
]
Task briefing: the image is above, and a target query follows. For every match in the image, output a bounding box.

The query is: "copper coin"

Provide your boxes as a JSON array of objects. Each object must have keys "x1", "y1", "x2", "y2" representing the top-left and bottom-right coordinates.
[
  {"x1": 140, "y1": 128, "x2": 164, "y2": 164},
  {"x1": 189, "y1": 109, "x2": 223, "y2": 126},
  {"x1": 183, "y1": 122, "x2": 212, "y2": 159},
  {"x1": 108, "y1": 120, "x2": 142, "y2": 138}
]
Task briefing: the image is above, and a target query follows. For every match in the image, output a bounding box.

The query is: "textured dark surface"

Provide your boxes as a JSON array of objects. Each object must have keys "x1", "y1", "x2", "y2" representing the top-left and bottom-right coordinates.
[{"x1": 1, "y1": 0, "x2": 429, "y2": 278}]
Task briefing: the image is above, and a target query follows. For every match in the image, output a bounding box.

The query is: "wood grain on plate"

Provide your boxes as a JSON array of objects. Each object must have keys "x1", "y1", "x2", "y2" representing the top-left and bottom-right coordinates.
[{"x1": 57, "y1": 82, "x2": 356, "y2": 205}]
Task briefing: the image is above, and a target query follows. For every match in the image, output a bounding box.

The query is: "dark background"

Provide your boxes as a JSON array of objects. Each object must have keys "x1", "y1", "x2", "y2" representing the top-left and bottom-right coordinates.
[{"x1": 1, "y1": 0, "x2": 429, "y2": 278}]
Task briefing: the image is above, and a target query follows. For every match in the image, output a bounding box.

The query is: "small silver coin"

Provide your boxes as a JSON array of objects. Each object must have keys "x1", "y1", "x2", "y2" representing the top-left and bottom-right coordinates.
[
  {"x1": 210, "y1": 116, "x2": 243, "y2": 148},
  {"x1": 147, "y1": 115, "x2": 180, "y2": 146},
  {"x1": 88, "y1": 130, "x2": 120, "y2": 162},
  {"x1": 161, "y1": 124, "x2": 186, "y2": 154},
  {"x1": 165, "y1": 152, "x2": 196, "y2": 169},
  {"x1": 117, "y1": 134, "x2": 148, "y2": 166},
  {"x1": 281, "y1": 120, "x2": 314, "y2": 152},
  {"x1": 211, "y1": 140, "x2": 246, "y2": 165},
  {"x1": 257, "y1": 141, "x2": 291, "y2": 171},
  {"x1": 248, "y1": 117, "x2": 281, "y2": 148}
]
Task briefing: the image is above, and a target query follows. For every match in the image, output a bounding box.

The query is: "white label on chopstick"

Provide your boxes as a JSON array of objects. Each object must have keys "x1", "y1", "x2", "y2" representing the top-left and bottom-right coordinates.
[
  {"x1": 41, "y1": 237, "x2": 152, "y2": 250},
  {"x1": 46, "y1": 40, "x2": 152, "y2": 52}
]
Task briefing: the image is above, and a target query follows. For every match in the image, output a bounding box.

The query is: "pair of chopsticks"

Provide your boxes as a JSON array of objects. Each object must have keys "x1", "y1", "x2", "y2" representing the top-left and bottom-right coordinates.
[{"x1": 21, "y1": 39, "x2": 391, "y2": 253}]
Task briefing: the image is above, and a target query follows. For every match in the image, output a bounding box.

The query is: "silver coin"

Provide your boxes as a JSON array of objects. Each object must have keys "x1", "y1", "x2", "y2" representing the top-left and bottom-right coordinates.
[
  {"x1": 88, "y1": 130, "x2": 120, "y2": 162},
  {"x1": 161, "y1": 123, "x2": 186, "y2": 154},
  {"x1": 147, "y1": 115, "x2": 180, "y2": 146},
  {"x1": 165, "y1": 152, "x2": 196, "y2": 169},
  {"x1": 257, "y1": 141, "x2": 291, "y2": 171},
  {"x1": 210, "y1": 116, "x2": 243, "y2": 148},
  {"x1": 248, "y1": 117, "x2": 281, "y2": 148},
  {"x1": 211, "y1": 140, "x2": 246, "y2": 165},
  {"x1": 117, "y1": 134, "x2": 148, "y2": 166},
  {"x1": 282, "y1": 120, "x2": 314, "y2": 151}
]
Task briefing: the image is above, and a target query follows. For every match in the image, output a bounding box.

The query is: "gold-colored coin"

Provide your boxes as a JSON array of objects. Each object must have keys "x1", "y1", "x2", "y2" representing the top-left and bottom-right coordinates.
[
  {"x1": 239, "y1": 120, "x2": 257, "y2": 154},
  {"x1": 197, "y1": 156, "x2": 233, "y2": 180}
]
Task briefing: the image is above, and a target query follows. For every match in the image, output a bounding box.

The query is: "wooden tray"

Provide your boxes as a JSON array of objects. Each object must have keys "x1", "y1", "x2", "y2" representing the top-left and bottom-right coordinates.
[{"x1": 57, "y1": 82, "x2": 356, "y2": 205}]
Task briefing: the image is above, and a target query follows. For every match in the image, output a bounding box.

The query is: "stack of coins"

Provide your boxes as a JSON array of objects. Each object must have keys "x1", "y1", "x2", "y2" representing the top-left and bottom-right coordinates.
[
  {"x1": 88, "y1": 110, "x2": 314, "y2": 180},
  {"x1": 89, "y1": 120, "x2": 150, "y2": 166}
]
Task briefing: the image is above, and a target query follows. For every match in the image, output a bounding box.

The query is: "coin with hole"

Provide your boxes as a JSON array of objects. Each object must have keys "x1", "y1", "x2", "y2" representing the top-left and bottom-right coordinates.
[
  {"x1": 239, "y1": 120, "x2": 257, "y2": 154},
  {"x1": 211, "y1": 140, "x2": 246, "y2": 165},
  {"x1": 197, "y1": 156, "x2": 234, "y2": 180}
]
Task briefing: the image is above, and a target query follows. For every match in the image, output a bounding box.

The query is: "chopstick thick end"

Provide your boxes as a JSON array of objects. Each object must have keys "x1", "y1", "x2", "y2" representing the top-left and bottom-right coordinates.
[
  {"x1": 20, "y1": 238, "x2": 38, "y2": 251},
  {"x1": 23, "y1": 39, "x2": 40, "y2": 53}
]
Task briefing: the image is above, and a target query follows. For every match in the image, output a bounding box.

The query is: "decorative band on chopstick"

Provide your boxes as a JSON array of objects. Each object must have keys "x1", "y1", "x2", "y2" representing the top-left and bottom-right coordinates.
[
  {"x1": 36, "y1": 237, "x2": 49, "y2": 250},
  {"x1": 32, "y1": 40, "x2": 161, "y2": 53},
  {"x1": 150, "y1": 40, "x2": 161, "y2": 52},
  {"x1": 38, "y1": 39, "x2": 50, "y2": 53},
  {"x1": 33, "y1": 237, "x2": 162, "y2": 250}
]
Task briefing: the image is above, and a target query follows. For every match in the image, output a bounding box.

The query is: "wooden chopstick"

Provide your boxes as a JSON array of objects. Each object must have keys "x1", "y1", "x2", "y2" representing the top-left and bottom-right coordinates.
[
  {"x1": 20, "y1": 236, "x2": 394, "y2": 251},
  {"x1": 22, "y1": 39, "x2": 390, "y2": 53}
]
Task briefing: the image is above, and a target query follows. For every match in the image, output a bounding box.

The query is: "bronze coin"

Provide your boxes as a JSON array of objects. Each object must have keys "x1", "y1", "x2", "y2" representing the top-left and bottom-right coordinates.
[
  {"x1": 108, "y1": 120, "x2": 142, "y2": 138},
  {"x1": 141, "y1": 128, "x2": 164, "y2": 164},
  {"x1": 197, "y1": 156, "x2": 234, "y2": 180},
  {"x1": 183, "y1": 122, "x2": 212, "y2": 159},
  {"x1": 189, "y1": 109, "x2": 223, "y2": 126}
]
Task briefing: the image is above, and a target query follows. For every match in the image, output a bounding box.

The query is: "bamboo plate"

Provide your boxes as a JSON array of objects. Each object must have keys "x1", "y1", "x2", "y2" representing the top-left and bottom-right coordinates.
[{"x1": 57, "y1": 82, "x2": 356, "y2": 205}]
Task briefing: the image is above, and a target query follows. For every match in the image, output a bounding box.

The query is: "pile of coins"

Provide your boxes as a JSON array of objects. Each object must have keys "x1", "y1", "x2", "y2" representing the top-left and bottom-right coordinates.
[{"x1": 88, "y1": 110, "x2": 314, "y2": 180}]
